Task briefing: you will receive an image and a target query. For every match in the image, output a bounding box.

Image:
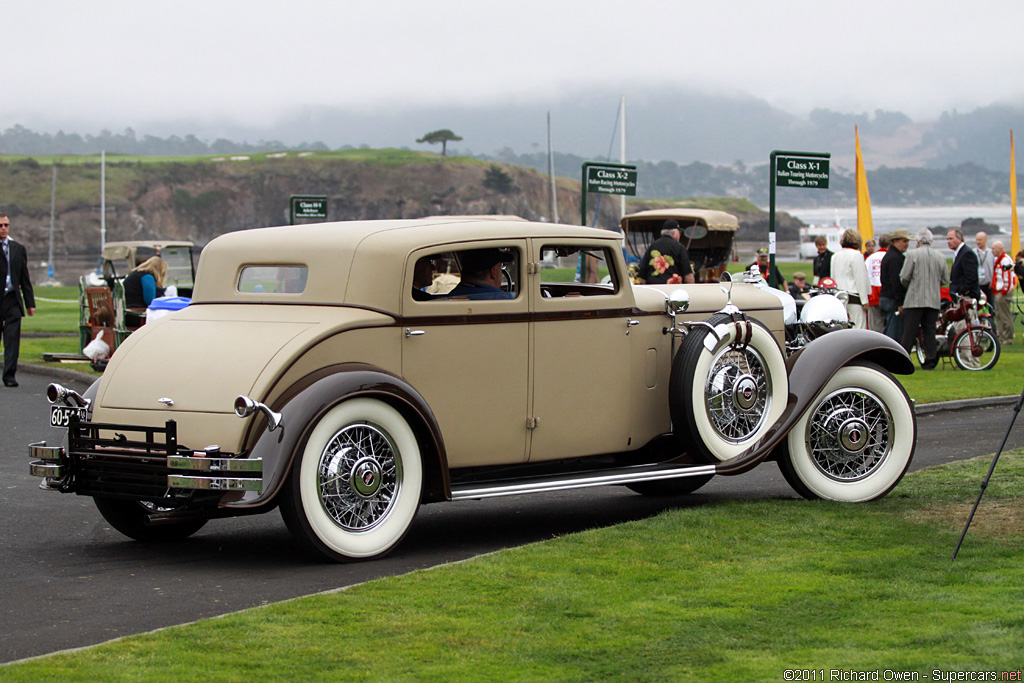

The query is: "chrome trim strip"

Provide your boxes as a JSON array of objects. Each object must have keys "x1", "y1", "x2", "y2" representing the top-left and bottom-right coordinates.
[
  {"x1": 451, "y1": 464, "x2": 717, "y2": 501},
  {"x1": 167, "y1": 455, "x2": 263, "y2": 473},
  {"x1": 29, "y1": 442, "x2": 65, "y2": 461},
  {"x1": 29, "y1": 461, "x2": 63, "y2": 478},
  {"x1": 167, "y1": 475, "x2": 264, "y2": 492}
]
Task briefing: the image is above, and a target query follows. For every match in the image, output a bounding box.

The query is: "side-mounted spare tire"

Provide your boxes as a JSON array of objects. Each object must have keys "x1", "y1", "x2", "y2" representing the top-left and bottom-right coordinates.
[{"x1": 670, "y1": 313, "x2": 789, "y2": 463}]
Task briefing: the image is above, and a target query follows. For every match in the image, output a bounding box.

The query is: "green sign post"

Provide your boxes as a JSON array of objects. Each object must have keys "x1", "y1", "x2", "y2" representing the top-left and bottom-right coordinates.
[
  {"x1": 768, "y1": 151, "x2": 830, "y2": 288},
  {"x1": 579, "y1": 162, "x2": 638, "y2": 282},
  {"x1": 290, "y1": 195, "x2": 328, "y2": 224},
  {"x1": 580, "y1": 162, "x2": 637, "y2": 226}
]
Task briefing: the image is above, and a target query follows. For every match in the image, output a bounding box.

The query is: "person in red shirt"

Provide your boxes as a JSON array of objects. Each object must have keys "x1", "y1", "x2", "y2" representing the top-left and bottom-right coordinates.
[
  {"x1": 990, "y1": 240, "x2": 1016, "y2": 345},
  {"x1": 864, "y1": 234, "x2": 889, "y2": 332}
]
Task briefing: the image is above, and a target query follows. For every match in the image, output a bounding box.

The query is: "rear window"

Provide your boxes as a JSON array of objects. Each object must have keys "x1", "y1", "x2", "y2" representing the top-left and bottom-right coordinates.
[{"x1": 237, "y1": 266, "x2": 308, "y2": 294}]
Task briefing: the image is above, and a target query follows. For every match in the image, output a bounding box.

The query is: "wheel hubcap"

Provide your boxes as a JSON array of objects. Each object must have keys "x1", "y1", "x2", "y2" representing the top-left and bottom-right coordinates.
[
  {"x1": 705, "y1": 346, "x2": 772, "y2": 443},
  {"x1": 317, "y1": 422, "x2": 401, "y2": 532},
  {"x1": 806, "y1": 388, "x2": 892, "y2": 481},
  {"x1": 837, "y1": 416, "x2": 870, "y2": 455}
]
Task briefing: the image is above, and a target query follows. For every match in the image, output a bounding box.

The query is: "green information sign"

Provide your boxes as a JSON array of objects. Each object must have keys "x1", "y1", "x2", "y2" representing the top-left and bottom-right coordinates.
[
  {"x1": 775, "y1": 156, "x2": 830, "y2": 189},
  {"x1": 290, "y1": 195, "x2": 328, "y2": 224},
  {"x1": 585, "y1": 165, "x2": 638, "y2": 196}
]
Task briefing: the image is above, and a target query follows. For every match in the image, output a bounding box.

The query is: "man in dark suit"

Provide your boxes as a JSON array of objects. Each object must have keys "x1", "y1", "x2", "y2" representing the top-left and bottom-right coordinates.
[
  {"x1": 947, "y1": 228, "x2": 980, "y2": 300},
  {"x1": 0, "y1": 214, "x2": 36, "y2": 387}
]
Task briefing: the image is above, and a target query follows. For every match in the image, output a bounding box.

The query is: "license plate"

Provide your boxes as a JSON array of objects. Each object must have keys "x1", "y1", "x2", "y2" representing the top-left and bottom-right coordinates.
[{"x1": 49, "y1": 405, "x2": 88, "y2": 428}]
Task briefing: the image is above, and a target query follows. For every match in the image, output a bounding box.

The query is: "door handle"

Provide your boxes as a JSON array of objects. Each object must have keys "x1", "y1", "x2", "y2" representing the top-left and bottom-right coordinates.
[
  {"x1": 626, "y1": 319, "x2": 640, "y2": 335},
  {"x1": 405, "y1": 328, "x2": 425, "y2": 338}
]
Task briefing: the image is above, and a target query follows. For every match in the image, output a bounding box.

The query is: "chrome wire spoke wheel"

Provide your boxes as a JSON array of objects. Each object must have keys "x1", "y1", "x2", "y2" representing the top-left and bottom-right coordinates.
[
  {"x1": 704, "y1": 346, "x2": 772, "y2": 444},
  {"x1": 283, "y1": 398, "x2": 423, "y2": 562},
  {"x1": 805, "y1": 388, "x2": 892, "y2": 481},
  {"x1": 671, "y1": 313, "x2": 788, "y2": 463},
  {"x1": 318, "y1": 422, "x2": 401, "y2": 532},
  {"x1": 780, "y1": 363, "x2": 916, "y2": 502}
]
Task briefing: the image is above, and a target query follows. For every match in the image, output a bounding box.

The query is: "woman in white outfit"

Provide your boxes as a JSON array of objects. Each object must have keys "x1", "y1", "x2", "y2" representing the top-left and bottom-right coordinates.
[{"x1": 831, "y1": 228, "x2": 872, "y2": 329}]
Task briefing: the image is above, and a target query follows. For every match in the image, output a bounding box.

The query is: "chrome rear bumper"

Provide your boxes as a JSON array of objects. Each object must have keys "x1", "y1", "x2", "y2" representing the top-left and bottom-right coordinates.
[{"x1": 167, "y1": 454, "x2": 263, "y2": 492}]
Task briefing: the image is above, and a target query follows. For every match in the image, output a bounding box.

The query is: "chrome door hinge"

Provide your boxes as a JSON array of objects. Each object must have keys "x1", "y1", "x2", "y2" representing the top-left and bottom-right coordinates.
[
  {"x1": 526, "y1": 262, "x2": 540, "y2": 275},
  {"x1": 526, "y1": 417, "x2": 540, "y2": 430}
]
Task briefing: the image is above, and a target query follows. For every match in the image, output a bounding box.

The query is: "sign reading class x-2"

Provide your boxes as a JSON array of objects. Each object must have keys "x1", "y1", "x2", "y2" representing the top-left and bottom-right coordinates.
[{"x1": 767, "y1": 150, "x2": 831, "y2": 287}]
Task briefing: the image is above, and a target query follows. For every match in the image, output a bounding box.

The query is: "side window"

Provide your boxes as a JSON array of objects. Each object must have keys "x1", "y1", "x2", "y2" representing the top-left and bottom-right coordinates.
[
  {"x1": 237, "y1": 266, "x2": 308, "y2": 294},
  {"x1": 412, "y1": 247, "x2": 520, "y2": 301},
  {"x1": 539, "y1": 245, "x2": 619, "y2": 297}
]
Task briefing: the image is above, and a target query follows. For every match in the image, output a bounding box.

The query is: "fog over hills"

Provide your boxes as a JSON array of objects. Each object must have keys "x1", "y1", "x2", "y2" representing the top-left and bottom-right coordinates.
[{"x1": 100, "y1": 86, "x2": 1024, "y2": 172}]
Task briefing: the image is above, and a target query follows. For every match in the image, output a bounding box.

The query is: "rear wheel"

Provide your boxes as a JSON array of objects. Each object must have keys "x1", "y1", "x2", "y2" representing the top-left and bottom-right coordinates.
[
  {"x1": 952, "y1": 325, "x2": 999, "y2": 371},
  {"x1": 93, "y1": 498, "x2": 207, "y2": 542},
  {"x1": 670, "y1": 314, "x2": 788, "y2": 462},
  {"x1": 779, "y1": 362, "x2": 915, "y2": 502},
  {"x1": 280, "y1": 398, "x2": 422, "y2": 562}
]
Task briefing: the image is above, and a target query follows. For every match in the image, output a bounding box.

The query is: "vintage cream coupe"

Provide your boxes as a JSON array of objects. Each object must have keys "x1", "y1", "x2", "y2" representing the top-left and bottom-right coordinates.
[{"x1": 31, "y1": 217, "x2": 917, "y2": 562}]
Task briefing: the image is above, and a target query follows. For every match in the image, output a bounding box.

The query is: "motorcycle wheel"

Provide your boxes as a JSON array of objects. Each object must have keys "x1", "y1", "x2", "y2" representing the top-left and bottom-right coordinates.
[{"x1": 952, "y1": 325, "x2": 1000, "y2": 371}]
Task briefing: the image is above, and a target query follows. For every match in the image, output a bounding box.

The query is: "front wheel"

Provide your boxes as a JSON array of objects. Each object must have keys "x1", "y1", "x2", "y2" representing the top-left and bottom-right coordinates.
[
  {"x1": 779, "y1": 362, "x2": 915, "y2": 502},
  {"x1": 280, "y1": 398, "x2": 423, "y2": 562},
  {"x1": 93, "y1": 498, "x2": 208, "y2": 542},
  {"x1": 952, "y1": 326, "x2": 1000, "y2": 371}
]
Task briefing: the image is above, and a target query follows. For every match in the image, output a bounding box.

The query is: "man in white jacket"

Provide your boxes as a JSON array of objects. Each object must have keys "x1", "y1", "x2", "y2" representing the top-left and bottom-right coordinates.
[{"x1": 831, "y1": 228, "x2": 872, "y2": 329}]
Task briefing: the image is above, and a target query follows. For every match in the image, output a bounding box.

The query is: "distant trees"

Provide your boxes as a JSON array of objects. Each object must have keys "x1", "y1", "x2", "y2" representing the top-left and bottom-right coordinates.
[
  {"x1": 416, "y1": 129, "x2": 463, "y2": 156},
  {"x1": 0, "y1": 125, "x2": 330, "y2": 156}
]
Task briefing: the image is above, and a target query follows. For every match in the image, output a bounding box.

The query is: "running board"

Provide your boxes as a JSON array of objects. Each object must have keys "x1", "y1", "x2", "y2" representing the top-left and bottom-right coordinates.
[{"x1": 450, "y1": 463, "x2": 717, "y2": 501}]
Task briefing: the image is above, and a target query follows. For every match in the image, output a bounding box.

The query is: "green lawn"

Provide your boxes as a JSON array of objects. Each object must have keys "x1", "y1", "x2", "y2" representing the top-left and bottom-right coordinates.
[{"x1": 3, "y1": 451, "x2": 1021, "y2": 681}]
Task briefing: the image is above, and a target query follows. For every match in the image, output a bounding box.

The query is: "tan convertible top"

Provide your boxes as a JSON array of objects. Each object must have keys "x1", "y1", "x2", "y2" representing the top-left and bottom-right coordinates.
[{"x1": 620, "y1": 209, "x2": 739, "y2": 234}]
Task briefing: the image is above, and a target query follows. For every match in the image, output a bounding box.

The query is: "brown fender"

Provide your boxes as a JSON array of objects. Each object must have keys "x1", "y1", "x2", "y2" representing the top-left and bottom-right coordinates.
[
  {"x1": 225, "y1": 363, "x2": 449, "y2": 509},
  {"x1": 715, "y1": 329, "x2": 913, "y2": 476}
]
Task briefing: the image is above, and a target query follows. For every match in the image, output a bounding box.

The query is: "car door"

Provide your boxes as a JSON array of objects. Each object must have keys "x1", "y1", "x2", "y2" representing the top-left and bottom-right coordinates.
[
  {"x1": 401, "y1": 241, "x2": 530, "y2": 469},
  {"x1": 527, "y1": 240, "x2": 635, "y2": 463}
]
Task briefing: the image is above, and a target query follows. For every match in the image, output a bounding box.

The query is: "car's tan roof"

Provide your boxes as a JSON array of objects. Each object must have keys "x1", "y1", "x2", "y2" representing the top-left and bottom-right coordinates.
[
  {"x1": 191, "y1": 217, "x2": 623, "y2": 310},
  {"x1": 620, "y1": 209, "x2": 739, "y2": 233}
]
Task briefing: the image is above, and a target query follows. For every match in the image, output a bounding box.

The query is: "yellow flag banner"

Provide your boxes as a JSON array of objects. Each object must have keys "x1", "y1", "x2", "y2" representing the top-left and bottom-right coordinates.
[
  {"x1": 1011, "y1": 129, "x2": 1019, "y2": 256},
  {"x1": 855, "y1": 126, "x2": 874, "y2": 249}
]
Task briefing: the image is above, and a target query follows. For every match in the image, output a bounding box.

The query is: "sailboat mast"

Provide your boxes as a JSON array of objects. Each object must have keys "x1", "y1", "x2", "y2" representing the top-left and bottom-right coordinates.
[
  {"x1": 547, "y1": 112, "x2": 559, "y2": 223},
  {"x1": 619, "y1": 94, "x2": 626, "y2": 219}
]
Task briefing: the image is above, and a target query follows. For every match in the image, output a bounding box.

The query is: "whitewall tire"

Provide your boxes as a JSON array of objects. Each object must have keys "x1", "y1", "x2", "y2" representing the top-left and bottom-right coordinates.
[
  {"x1": 671, "y1": 314, "x2": 789, "y2": 462},
  {"x1": 780, "y1": 362, "x2": 915, "y2": 502},
  {"x1": 281, "y1": 398, "x2": 423, "y2": 561}
]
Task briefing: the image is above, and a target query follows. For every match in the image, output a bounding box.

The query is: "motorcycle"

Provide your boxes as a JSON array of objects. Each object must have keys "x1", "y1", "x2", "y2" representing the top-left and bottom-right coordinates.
[
  {"x1": 740, "y1": 268, "x2": 852, "y2": 356},
  {"x1": 914, "y1": 294, "x2": 1000, "y2": 371}
]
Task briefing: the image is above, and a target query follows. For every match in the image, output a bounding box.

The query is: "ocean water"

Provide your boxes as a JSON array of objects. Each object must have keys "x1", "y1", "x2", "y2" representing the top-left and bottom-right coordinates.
[{"x1": 785, "y1": 205, "x2": 1016, "y2": 236}]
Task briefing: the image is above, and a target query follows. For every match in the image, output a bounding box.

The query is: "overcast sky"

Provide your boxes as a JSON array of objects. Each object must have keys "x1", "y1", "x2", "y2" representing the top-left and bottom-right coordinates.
[{"x1": 4, "y1": 0, "x2": 1023, "y2": 136}]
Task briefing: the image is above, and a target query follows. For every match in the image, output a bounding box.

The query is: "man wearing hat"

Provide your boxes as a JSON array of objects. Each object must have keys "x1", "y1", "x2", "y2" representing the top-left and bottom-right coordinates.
[
  {"x1": 749, "y1": 247, "x2": 787, "y2": 291},
  {"x1": 637, "y1": 220, "x2": 694, "y2": 285},
  {"x1": 446, "y1": 248, "x2": 515, "y2": 300},
  {"x1": 788, "y1": 271, "x2": 810, "y2": 300},
  {"x1": 879, "y1": 229, "x2": 910, "y2": 342}
]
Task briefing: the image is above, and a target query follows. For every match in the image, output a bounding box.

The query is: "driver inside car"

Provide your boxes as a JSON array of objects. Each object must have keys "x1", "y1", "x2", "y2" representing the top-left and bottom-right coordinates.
[{"x1": 445, "y1": 248, "x2": 515, "y2": 300}]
